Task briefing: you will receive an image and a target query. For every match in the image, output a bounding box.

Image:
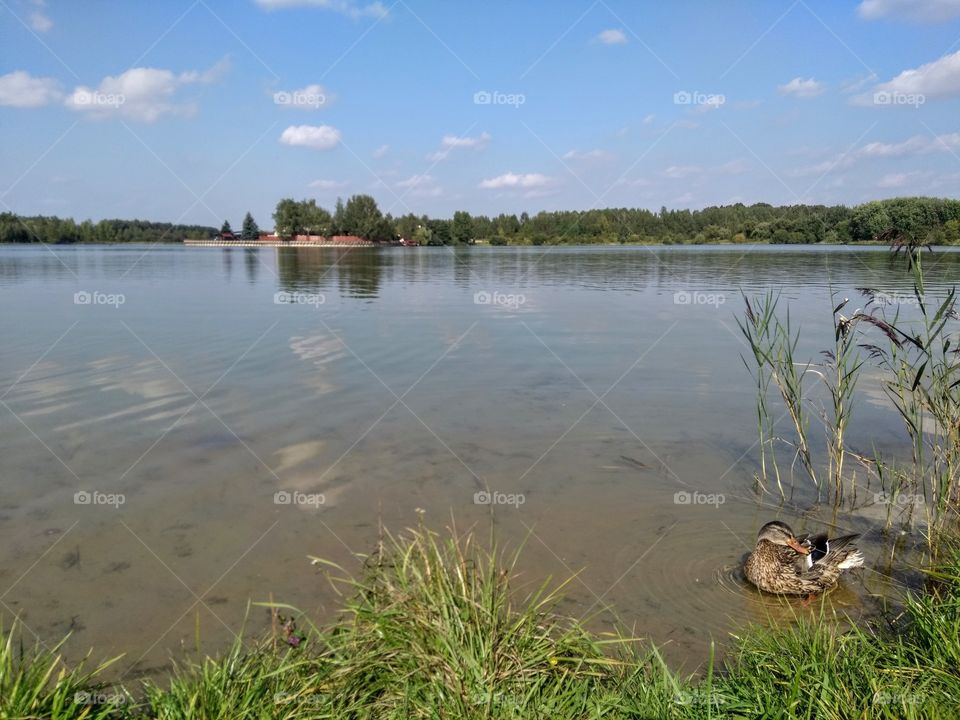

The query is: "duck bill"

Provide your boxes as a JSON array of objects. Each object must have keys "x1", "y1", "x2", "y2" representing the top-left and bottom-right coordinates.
[{"x1": 787, "y1": 537, "x2": 811, "y2": 554}]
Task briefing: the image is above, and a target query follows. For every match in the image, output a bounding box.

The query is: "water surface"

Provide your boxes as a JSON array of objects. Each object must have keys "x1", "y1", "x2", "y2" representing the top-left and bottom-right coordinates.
[{"x1": 1, "y1": 244, "x2": 956, "y2": 677}]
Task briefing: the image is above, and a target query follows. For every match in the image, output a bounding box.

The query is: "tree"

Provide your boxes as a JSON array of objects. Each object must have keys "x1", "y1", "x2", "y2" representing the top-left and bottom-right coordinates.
[
  {"x1": 451, "y1": 211, "x2": 473, "y2": 245},
  {"x1": 332, "y1": 198, "x2": 346, "y2": 235},
  {"x1": 273, "y1": 199, "x2": 302, "y2": 238},
  {"x1": 395, "y1": 213, "x2": 421, "y2": 241},
  {"x1": 426, "y1": 219, "x2": 451, "y2": 245},
  {"x1": 220, "y1": 220, "x2": 232, "y2": 235},
  {"x1": 340, "y1": 194, "x2": 385, "y2": 239},
  {"x1": 300, "y1": 200, "x2": 332, "y2": 236},
  {"x1": 241, "y1": 212, "x2": 260, "y2": 240},
  {"x1": 413, "y1": 224, "x2": 432, "y2": 245}
]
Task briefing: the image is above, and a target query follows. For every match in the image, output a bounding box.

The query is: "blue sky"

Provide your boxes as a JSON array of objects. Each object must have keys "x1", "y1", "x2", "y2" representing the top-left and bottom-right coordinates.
[{"x1": 2, "y1": 0, "x2": 960, "y2": 227}]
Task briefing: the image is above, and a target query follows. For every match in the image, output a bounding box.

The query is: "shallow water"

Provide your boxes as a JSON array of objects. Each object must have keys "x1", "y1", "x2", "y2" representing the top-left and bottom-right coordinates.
[{"x1": 0, "y1": 244, "x2": 956, "y2": 677}]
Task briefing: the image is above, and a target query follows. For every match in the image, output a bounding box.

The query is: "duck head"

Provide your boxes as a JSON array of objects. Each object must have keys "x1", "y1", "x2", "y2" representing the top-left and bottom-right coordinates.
[{"x1": 756, "y1": 521, "x2": 810, "y2": 555}]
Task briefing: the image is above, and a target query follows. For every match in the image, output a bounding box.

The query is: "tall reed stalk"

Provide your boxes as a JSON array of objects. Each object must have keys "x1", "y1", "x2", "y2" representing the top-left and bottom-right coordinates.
[{"x1": 737, "y1": 291, "x2": 819, "y2": 494}]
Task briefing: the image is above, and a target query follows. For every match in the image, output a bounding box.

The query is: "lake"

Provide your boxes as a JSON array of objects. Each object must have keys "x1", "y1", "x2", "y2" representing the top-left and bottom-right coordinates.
[{"x1": 1, "y1": 243, "x2": 957, "y2": 678}]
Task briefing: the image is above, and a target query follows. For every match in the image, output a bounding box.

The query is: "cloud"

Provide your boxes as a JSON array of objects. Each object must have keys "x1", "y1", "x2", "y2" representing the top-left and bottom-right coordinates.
[
  {"x1": 857, "y1": 0, "x2": 960, "y2": 23},
  {"x1": 427, "y1": 131, "x2": 490, "y2": 161},
  {"x1": 614, "y1": 177, "x2": 653, "y2": 188},
  {"x1": 561, "y1": 149, "x2": 612, "y2": 162},
  {"x1": 853, "y1": 49, "x2": 960, "y2": 103},
  {"x1": 479, "y1": 172, "x2": 552, "y2": 189},
  {"x1": 596, "y1": 29, "x2": 627, "y2": 44},
  {"x1": 778, "y1": 77, "x2": 825, "y2": 98},
  {"x1": 716, "y1": 159, "x2": 750, "y2": 174},
  {"x1": 663, "y1": 165, "x2": 701, "y2": 179},
  {"x1": 254, "y1": 0, "x2": 388, "y2": 19},
  {"x1": 65, "y1": 57, "x2": 230, "y2": 122},
  {"x1": 0, "y1": 71, "x2": 62, "y2": 107},
  {"x1": 790, "y1": 132, "x2": 960, "y2": 175},
  {"x1": 876, "y1": 171, "x2": 922, "y2": 188},
  {"x1": 642, "y1": 114, "x2": 655, "y2": 125},
  {"x1": 30, "y1": 12, "x2": 52, "y2": 32},
  {"x1": 309, "y1": 179, "x2": 348, "y2": 190},
  {"x1": 396, "y1": 174, "x2": 442, "y2": 197},
  {"x1": 840, "y1": 72, "x2": 878, "y2": 94},
  {"x1": 272, "y1": 83, "x2": 332, "y2": 109},
  {"x1": 663, "y1": 160, "x2": 749, "y2": 179},
  {"x1": 280, "y1": 124, "x2": 342, "y2": 149},
  {"x1": 372, "y1": 144, "x2": 389, "y2": 158}
]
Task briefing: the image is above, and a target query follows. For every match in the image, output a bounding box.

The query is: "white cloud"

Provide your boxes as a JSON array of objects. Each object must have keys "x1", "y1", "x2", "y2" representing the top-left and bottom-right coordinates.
[
  {"x1": 614, "y1": 177, "x2": 653, "y2": 187},
  {"x1": 778, "y1": 77, "x2": 824, "y2": 98},
  {"x1": 854, "y1": 49, "x2": 960, "y2": 103},
  {"x1": 309, "y1": 179, "x2": 348, "y2": 190},
  {"x1": 876, "y1": 171, "x2": 922, "y2": 188},
  {"x1": 396, "y1": 174, "x2": 433, "y2": 188},
  {"x1": 280, "y1": 124, "x2": 342, "y2": 149},
  {"x1": 663, "y1": 165, "x2": 701, "y2": 179},
  {"x1": 562, "y1": 149, "x2": 612, "y2": 161},
  {"x1": 716, "y1": 159, "x2": 750, "y2": 174},
  {"x1": 272, "y1": 83, "x2": 332, "y2": 109},
  {"x1": 30, "y1": 12, "x2": 52, "y2": 32},
  {"x1": 0, "y1": 71, "x2": 62, "y2": 107},
  {"x1": 396, "y1": 174, "x2": 442, "y2": 197},
  {"x1": 372, "y1": 144, "x2": 389, "y2": 159},
  {"x1": 596, "y1": 29, "x2": 627, "y2": 45},
  {"x1": 858, "y1": 0, "x2": 960, "y2": 23},
  {"x1": 65, "y1": 58, "x2": 230, "y2": 122},
  {"x1": 427, "y1": 131, "x2": 490, "y2": 161},
  {"x1": 860, "y1": 133, "x2": 960, "y2": 156},
  {"x1": 663, "y1": 160, "x2": 748, "y2": 179},
  {"x1": 254, "y1": 0, "x2": 388, "y2": 19},
  {"x1": 479, "y1": 172, "x2": 552, "y2": 189},
  {"x1": 790, "y1": 132, "x2": 960, "y2": 175},
  {"x1": 840, "y1": 72, "x2": 878, "y2": 94},
  {"x1": 642, "y1": 114, "x2": 655, "y2": 125}
]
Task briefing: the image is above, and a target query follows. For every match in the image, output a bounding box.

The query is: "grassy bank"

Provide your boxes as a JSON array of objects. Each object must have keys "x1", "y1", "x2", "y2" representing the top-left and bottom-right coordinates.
[{"x1": 2, "y1": 525, "x2": 959, "y2": 719}]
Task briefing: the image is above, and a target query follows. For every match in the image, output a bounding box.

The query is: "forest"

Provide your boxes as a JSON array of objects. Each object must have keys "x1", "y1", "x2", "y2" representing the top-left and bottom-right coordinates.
[{"x1": 2, "y1": 196, "x2": 959, "y2": 246}]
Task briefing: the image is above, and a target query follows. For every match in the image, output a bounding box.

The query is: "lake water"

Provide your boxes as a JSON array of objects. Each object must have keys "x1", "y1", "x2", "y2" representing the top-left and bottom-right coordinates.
[{"x1": 1, "y1": 244, "x2": 957, "y2": 678}]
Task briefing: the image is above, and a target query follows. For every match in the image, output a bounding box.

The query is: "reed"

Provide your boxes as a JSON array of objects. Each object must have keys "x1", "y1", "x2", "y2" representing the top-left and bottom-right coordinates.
[{"x1": 737, "y1": 291, "x2": 819, "y2": 494}]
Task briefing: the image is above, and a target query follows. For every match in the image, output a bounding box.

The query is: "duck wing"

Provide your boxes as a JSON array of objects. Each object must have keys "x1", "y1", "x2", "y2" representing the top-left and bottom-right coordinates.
[{"x1": 799, "y1": 533, "x2": 864, "y2": 587}]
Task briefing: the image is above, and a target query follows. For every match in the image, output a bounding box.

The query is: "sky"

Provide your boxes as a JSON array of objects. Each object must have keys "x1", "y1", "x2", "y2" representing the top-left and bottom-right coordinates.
[{"x1": 2, "y1": 0, "x2": 960, "y2": 228}]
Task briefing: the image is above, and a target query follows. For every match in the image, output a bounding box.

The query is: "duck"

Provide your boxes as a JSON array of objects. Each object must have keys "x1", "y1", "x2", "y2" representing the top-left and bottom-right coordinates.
[{"x1": 743, "y1": 521, "x2": 864, "y2": 597}]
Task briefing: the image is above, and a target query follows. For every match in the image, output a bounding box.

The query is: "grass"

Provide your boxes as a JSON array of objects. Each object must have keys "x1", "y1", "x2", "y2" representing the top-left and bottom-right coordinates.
[{"x1": 3, "y1": 525, "x2": 960, "y2": 719}]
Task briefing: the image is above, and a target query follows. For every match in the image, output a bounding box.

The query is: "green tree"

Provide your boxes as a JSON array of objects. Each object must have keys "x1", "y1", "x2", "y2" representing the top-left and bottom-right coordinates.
[
  {"x1": 220, "y1": 220, "x2": 232, "y2": 235},
  {"x1": 451, "y1": 211, "x2": 473, "y2": 245},
  {"x1": 301, "y1": 200, "x2": 332, "y2": 236},
  {"x1": 332, "y1": 197, "x2": 346, "y2": 235},
  {"x1": 273, "y1": 199, "x2": 303, "y2": 238},
  {"x1": 340, "y1": 194, "x2": 385, "y2": 239},
  {"x1": 395, "y1": 213, "x2": 421, "y2": 241},
  {"x1": 240, "y1": 212, "x2": 260, "y2": 240}
]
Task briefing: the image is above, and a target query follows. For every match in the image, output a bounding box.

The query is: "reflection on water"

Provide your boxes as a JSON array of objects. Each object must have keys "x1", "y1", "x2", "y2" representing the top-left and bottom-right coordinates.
[
  {"x1": 277, "y1": 247, "x2": 384, "y2": 298},
  {"x1": 0, "y1": 244, "x2": 957, "y2": 678}
]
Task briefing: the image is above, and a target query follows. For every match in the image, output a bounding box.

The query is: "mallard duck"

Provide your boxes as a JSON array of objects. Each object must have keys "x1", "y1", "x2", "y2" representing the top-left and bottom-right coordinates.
[{"x1": 743, "y1": 521, "x2": 864, "y2": 596}]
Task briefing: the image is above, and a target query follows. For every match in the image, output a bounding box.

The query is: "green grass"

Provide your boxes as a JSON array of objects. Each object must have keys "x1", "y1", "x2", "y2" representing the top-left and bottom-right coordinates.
[{"x1": 3, "y1": 526, "x2": 960, "y2": 719}]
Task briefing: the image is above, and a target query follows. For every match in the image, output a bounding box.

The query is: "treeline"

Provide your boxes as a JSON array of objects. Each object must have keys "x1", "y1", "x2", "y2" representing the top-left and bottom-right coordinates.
[
  {"x1": 414, "y1": 197, "x2": 960, "y2": 245},
  {"x1": 4, "y1": 197, "x2": 960, "y2": 246},
  {"x1": 0, "y1": 212, "x2": 217, "y2": 244},
  {"x1": 269, "y1": 195, "x2": 960, "y2": 245}
]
